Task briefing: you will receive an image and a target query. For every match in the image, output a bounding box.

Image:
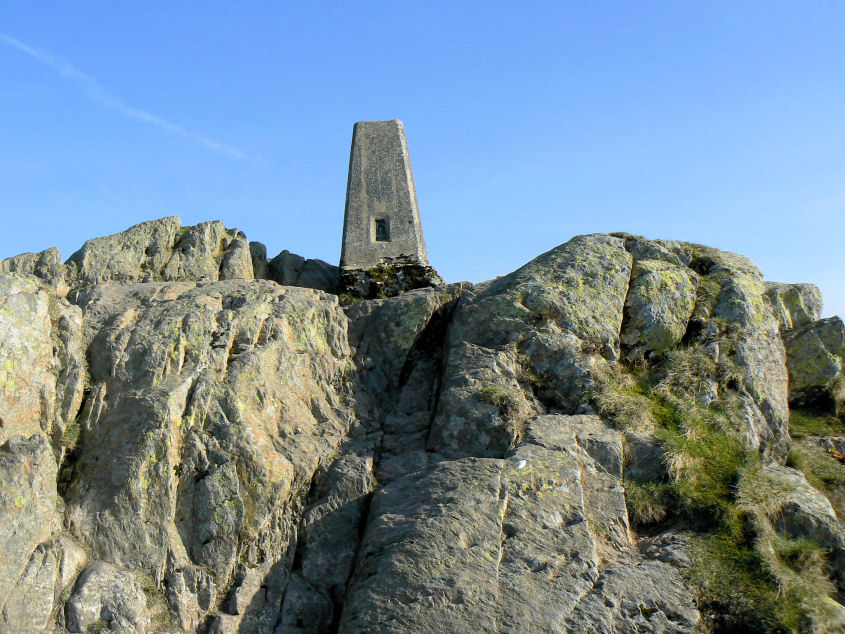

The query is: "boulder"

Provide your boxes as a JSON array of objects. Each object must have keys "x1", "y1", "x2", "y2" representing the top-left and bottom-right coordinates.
[
  {"x1": 0, "y1": 435, "x2": 58, "y2": 625},
  {"x1": 677, "y1": 242, "x2": 791, "y2": 459},
  {"x1": 762, "y1": 464, "x2": 845, "y2": 591},
  {"x1": 0, "y1": 536, "x2": 87, "y2": 631},
  {"x1": 620, "y1": 258, "x2": 697, "y2": 358},
  {"x1": 0, "y1": 246, "x2": 65, "y2": 290},
  {"x1": 267, "y1": 250, "x2": 339, "y2": 294},
  {"x1": 65, "y1": 561, "x2": 149, "y2": 633},
  {"x1": 250, "y1": 241, "x2": 269, "y2": 280},
  {"x1": 764, "y1": 282, "x2": 823, "y2": 331},
  {"x1": 65, "y1": 217, "x2": 255, "y2": 286},
  {"x1": 783, "y1": 317, "x2": 845, "y2": 413},
  {"x1": 0, "y1": 274, "x2": 85, "y2": 446},
  {"x1": 63, "y1": 279, "x2": 351, "y2": 626},
  {"x1": 429, "y1": 234, "x2": 633, "y2": 458}
]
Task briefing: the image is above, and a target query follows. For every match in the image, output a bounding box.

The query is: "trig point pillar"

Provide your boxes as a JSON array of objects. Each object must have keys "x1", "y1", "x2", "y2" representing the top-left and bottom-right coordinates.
[{"x1": 340, "y1": 120, "x2": 442, "y2": 298}]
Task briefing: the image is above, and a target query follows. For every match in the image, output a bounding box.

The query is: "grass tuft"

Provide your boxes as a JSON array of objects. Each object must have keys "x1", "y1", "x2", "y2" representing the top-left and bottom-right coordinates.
[{"x1": 593, "y1": 344, "x2": 845, "y2": 631}]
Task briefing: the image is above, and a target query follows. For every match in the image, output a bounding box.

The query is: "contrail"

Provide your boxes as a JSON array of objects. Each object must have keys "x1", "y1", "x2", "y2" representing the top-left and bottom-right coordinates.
[{"x1": 1, "y1": 33, "x2": 253, "y2": 161}]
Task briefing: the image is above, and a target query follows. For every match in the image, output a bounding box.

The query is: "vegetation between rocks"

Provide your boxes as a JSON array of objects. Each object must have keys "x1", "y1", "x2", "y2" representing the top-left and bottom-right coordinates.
[{"x1": 595, "y1": 347, "x2": 842, "y2": 633}]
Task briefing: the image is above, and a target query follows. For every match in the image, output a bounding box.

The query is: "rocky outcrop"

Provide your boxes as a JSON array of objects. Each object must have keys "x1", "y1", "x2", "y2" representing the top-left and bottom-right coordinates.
[
  {"x1": 62, "y1": 279, "x2": 351, "y2": 631},
  {"x1": 266, "y1": 249, "x2": 340, "y2": 294},
  {"x1": 429, "y1": 234, "x2": 633, "y2": 459},
  {"x1": 341, "y1": 415, "x2": 698, "y2": 633},
  {"x1": 0, "y1": 434, "x2": 59, "y2": 629},
  {"x1": 65, "y1": 218, "x2": 254, "y2": 286},
  {"x1": 671, "y1": 240, "x2": 791, "y2": 458},
  {"x1": 0, "y1": 246, "x2": 65, "y2": 290},
  {"x1": 0, "y1": 274, "x2": 85, "y2": 448},
  {"x1": 783, "y1": 316, "x2": 845, "y2": 413},
  {"x1": 762, "y1": 464, "x2": 845, "y2": 591},
  {"x1": 764, "y1": 282, "x2": 823, "y2": 332},
  {"x1": 65, "y1": 561, "x2": 150, "y2": 633},
  {"x1": 621, "y1": 256, "x2": 697, "y2": 358},
  {"x1": 0, "y1": 219, "x2": 842, "y2": 632}
]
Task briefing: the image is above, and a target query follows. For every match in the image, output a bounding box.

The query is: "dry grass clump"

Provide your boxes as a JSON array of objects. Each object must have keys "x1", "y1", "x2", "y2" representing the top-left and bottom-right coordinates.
[
  {"x1": 592, "y1": 364, "x2": 656, "y2": 433},
  {"x1": 737, "y1": 464, "x2": 842, "y2": 632},
  {"x1": 594, "y1": 344, "x2": 845, "y2": 631},
  {"x1": 623, "y1": 479, "x2": 671, "y2": 527},
  {"x1": 477, "y1": 383, "x2": 529, "y2": 446}
]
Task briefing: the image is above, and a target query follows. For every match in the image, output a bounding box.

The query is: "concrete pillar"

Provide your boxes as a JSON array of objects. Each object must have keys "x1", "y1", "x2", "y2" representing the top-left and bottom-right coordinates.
[{"x1": 340, "y1": 120, "x2": 430, "y2": 271}]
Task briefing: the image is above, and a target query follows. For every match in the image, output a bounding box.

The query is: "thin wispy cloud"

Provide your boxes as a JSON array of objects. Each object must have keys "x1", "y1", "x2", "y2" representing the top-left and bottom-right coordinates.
[{"x1": 1, "y1": 33, "x2": 253, "y2": 161}]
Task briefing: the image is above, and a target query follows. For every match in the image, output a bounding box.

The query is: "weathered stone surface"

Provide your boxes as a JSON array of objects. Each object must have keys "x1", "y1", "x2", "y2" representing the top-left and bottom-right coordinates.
[
  {"x1": 677, "y1": 242, "x2": 791, "y2": 459},
  {"x1": 345, "y1": 285, "x2": 464, "y2": 482},
  {"x1": 559, "y1": 560, "x2": 699, "y2": 632},
  {"x1": 1, "y1": 540, "x2": 59, "y2": 630},
  {"x1": 250, "y1": 241, "x2": 269, "y2": 280},
  {"x1": 65, "y1": 561, "x2": 149, "y2": 633},
  {"x1": 63, "y1": 280, "x2": 351, "y2": 627},
  {"x1": 218, "y1": 231, "x2": 253, "y2": 280},
  {"x1": 298, "y1": 452, "x2": 374, "y2": 599},
  {"x1": 340, "y1": 414, "x2": 698, "y2": 632},
  {"x1": 762, "y1": 464, "x2": 845, "y2": 591},
  {"x1": 339, "y1": 259, "x2": 443, "y2": 300},
  {"x1": 0, "y1": 246, "x2": 65, "y2": 289},
  {"x1": 429, "y1": 234, "x2": 633, "y2": 458},
  {"x1": 1, "y1": 220, "x2": 838, "y2": 631},
  {"x1": 0, "y1": 535, "x2": 87, "y2": 631},
  {"x1": 162, "y1": 221, "x2": 253, "y2": 282},
  {"x1": 0, "y1": 274, "x2": 85, "y2": 446},
  {"x1": 66, "y1": 216, "x2": 181, "y2": 285},
  {"x1": 0, "y1": 435, "x2": 58, "y2": 618},
  {"x1": 267, "y1": 250, "x2": 339, "y2": 294},
  {"x1": 276, "y1": 572, "x2": 334, "y2": 634},
  {"x1": 65, "y1": 217, "x2": 254, "y2": 286},
  {"x1": 620, "y1": 258, "x2": 697, "y2": 358},
  {"x1": 623, "y1": 431, "x2": 666, "y2": 483},
  {"x1": 340, "y1": 120, "x2": 430, "y2": 271},
  {"x1": 764, "y1": 281, "x2": 823, "y2": 332},
  {"x1": 638, "y1": 531, "x2": 692, "y2": 569},
  {"x1": 783, "y1": 316, "x2": 845, "y2": 412}
]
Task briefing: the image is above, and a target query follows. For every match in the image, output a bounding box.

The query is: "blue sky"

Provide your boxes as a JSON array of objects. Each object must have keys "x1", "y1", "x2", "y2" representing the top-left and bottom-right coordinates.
[{"x1": 1, "y1": 2, "x2": 843, "y2": 317}]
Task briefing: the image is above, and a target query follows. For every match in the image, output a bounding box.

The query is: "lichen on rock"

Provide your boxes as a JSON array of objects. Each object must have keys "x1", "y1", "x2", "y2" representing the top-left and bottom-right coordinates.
[{"x1": 0, "y1": 218, "x2": 843, "y2": 632}]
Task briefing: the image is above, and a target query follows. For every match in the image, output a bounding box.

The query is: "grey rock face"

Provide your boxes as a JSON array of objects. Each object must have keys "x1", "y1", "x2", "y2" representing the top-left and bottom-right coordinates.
[
  {"x1": 783, "y1": 316, "x2": 845, "y2": 412},
  {"x1": 677, "y1": 242, "x2": 791, "y2": 459},
  {"x1": 340, "y1": 414, "x2": 698, "y2": 632},
  {"x1": 63, "y1": 280, "x2": 351, "y2": 628},
  {"x1": 762, "y1": 464, "x2": 845, "y2": 591},
  {"x1": 65, "y1": 561, "x2": 149, "y2": 633},
  {"x1": 1, "y1": 220, "x2": 840, "y2": 632},
  {"x1": 65, "y1": 217, "x2": 254, "y2": 286},
  {"x1": 764, "y1": 281, "x2": 823, "y2": 331},
  {"x1": 623, "y1": 432, "x2": 666, "y2": 483},
  {"x1": 620, "y1": 257, "x2": 697, "y2": 359},
  {"x1": 0, "y1": 435, "x2": 58, "y2": 628},
  {"x1": 429, "y1": 234, "x2": 633, "y2": 458},
  {"x1": 0, "y1": 246, "x2": 65, "y2": 289},
  {"x1": 0, "y1": 274, "x2": 85, "y2": 447},
  {"x1": 267, "y1": 250, "x2": 340, "y2": 294},
  {"x1": 0, "y1": 533, "x2": 88, "y2": 631},
  {"x1": 345, "y1": 285, "x2": 464, "y2": 482}
]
